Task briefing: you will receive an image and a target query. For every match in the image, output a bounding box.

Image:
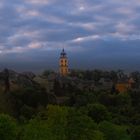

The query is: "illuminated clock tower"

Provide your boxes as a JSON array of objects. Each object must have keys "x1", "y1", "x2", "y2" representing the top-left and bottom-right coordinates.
[{"x1": 59, "y1": 48, "x2": 69, "y2": 76}]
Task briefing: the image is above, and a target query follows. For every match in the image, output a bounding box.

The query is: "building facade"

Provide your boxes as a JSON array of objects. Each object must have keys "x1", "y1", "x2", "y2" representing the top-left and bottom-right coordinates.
[{"x1": 59, "y1": 49, "x2": 69, "y2": 76}]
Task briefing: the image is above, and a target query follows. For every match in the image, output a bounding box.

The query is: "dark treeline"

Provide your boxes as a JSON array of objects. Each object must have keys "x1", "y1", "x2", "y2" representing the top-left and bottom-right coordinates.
[{"x1": 0, "y1": 69, "x2": 140, "y2": 140}]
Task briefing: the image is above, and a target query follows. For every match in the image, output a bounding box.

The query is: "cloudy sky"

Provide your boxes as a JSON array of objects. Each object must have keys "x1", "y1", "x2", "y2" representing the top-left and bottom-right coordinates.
[{"x1": 0, "y1": 0, "x2": 140, "y2": 72}]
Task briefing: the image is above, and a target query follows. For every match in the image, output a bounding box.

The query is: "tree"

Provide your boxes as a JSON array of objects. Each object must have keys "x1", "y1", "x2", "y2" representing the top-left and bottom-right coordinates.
[
  {"x1": 87, "y1": 104, "x2": 110, "y2": 123},
  {"x1": 21, "y1": 119, "x2": 49, "y2": 140},
  {"x1": 22, "y1": 105, "x2": 104, "y2": 140},
  {"x1": 54, "y1": 79, "x2": 63, "y2": 96},
  {"x1": 131, "y1": 126, "x2": 140, "y2": 140},
  {"x1": 4, "y1": 69, "x2": 10, "y2": 93},
  {"x1": 21, "y1": 105, "x2": 68, "y2": 140},
  {"x1": 42, "y1": 70, "x2": 55, "y2": 78},
  {"x1": 130, "y1": 90, "x2": 140, "y2": 107},
  {"x1": 92, "y1": 70, "x2": 102, "y2": 83},
  {"x1": 131, "y1": 114, "x2": 140, "y2": 125},
  {"x1": 70, "y1": 92, "x2": 97, "y2": 107},
  {"x1": 66, "y1": 109, "x2": 103, "y2": 140},
  {"x1": 0, "y1": 114, "x2": 17, "y2": 140},
  {"x1": 99, "y1": 121, "x2": 130, "y2": 140},
  {"x1": 20, "y1": 105, "x2": 35, "y2": 121},
  {"x1": 110, "y1": 71, "x2": 118, "y2": 83},
  {"x1": 45, "y1": 105, "x2": 68, "y2": 140},
  {"x1": 130, "y1": 71, "x2": 140, "y2": 87}
]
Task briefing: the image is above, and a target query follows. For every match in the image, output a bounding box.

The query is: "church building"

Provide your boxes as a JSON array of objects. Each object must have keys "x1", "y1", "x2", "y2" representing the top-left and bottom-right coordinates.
[{"x1": 59, "y1": 49, "x2": 69, "y2": 76}]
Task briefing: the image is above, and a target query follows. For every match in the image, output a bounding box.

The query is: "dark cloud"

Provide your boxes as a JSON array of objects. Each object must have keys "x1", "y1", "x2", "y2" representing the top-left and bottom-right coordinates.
[{"x1": 0, "y1": 0, "x2": 140, "y2": 72}]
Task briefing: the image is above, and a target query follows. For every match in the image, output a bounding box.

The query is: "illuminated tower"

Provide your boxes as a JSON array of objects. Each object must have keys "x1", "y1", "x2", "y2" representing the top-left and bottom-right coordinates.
[{"x1": 59, "y1": 48, "x2": 69, "y2": 76}]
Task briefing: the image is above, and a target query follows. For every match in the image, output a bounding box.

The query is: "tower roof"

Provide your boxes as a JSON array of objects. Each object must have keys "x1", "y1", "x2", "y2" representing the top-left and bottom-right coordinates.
[{"x1": 60, "y1": 48, "x2": 67, "y2": 58}]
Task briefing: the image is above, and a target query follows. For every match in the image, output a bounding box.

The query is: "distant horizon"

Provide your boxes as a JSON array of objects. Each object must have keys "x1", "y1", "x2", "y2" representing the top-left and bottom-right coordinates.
[
  {"x1": 0, "y1": 47, "x2": 140, "y2": 73},
  {"x1": 0, "y1": 64, "x2": 140, "y2": 74}
]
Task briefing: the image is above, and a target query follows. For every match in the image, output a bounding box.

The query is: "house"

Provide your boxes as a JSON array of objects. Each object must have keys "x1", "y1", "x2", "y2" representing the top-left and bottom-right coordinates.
[{"x1": 115, "y1": 77, "x2": 135, "y2": 93}]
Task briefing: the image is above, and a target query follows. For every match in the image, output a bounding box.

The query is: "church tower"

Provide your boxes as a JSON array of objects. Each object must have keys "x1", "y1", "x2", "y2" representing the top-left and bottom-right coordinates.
[{"x1": 59, "y1": 48, "x2": 69, "y2": 76}]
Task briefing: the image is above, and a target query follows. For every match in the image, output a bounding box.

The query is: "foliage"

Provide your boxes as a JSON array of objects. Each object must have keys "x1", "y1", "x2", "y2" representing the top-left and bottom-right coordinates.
[
  {"x1": 87, "y1": 104, "x2": 110, "y2": 123},
  {"x1": 21, "y1": 105, "x2": 68, "y2": 140},
  {"x1": 0, "y1": 114, "x2": 17, "y2": 140},
  {"x1": 69, "y1": 92, "x2": 97, "y2": 107},
  {"x1": 131, "y1": 126, "x2": 140, "y2": 140},
  {"x1": 21, "y1": 105, "x2": 104, "y2": 140},
  {"x1": 99, "y1": 121, "x2": 130, "y2": 140},
  {"x1": 66, "y1": 109, "x2": 100, "y2": 140},
  {"x1": 0, "y1": 69, "x2": 140, "y2": 139}
]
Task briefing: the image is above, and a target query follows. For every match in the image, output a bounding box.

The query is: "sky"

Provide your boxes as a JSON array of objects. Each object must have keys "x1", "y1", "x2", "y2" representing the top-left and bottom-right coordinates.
[{"x1": 0, "y1": 0, "x2": 140, "y2": 72}]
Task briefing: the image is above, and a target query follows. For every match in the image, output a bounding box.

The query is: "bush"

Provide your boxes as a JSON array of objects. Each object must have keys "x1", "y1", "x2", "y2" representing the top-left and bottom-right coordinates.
[
  {"x1": 0, "y1": 114, "x2": 17, "y2": 140},
  {"x1": 87, "y1": 104, "x2": 110, "y2": 123}
]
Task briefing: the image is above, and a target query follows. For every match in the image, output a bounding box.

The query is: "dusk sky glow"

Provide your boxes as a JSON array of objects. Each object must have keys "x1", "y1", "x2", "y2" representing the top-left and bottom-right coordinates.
[{"x1": 0, "y1": 0, "x2": 140, "y2": 72}]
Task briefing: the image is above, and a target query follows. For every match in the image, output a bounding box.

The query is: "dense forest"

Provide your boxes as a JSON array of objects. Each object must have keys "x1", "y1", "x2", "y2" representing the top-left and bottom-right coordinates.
[{"x1": 0, "y1": 69, "x2": 140, "y2": 140}]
